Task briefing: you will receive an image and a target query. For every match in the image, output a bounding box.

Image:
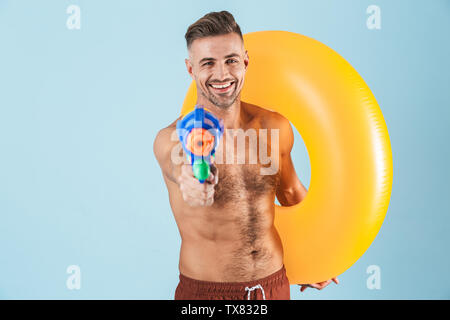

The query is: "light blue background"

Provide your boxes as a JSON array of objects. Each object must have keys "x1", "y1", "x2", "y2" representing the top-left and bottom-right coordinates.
[{"x1": 0, "y1": 0, "x2": 449, "y2": 299}]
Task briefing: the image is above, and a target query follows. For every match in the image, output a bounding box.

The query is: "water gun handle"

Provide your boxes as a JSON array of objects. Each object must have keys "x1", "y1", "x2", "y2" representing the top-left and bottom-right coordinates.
[{"x1": 191, "y1": 155, "x2": 214, "y2": 182}]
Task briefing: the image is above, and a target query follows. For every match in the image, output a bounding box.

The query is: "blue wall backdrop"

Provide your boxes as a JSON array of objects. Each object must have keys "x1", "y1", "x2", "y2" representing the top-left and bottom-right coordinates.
[{"x1": 0, "y1": 0, "x2": 449, "y2": 299}]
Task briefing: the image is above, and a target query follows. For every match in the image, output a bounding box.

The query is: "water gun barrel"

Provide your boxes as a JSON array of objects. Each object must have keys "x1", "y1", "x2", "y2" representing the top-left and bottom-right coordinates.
[{"x1": 176, "y1": 105, "x2": 224, "y2": 183}]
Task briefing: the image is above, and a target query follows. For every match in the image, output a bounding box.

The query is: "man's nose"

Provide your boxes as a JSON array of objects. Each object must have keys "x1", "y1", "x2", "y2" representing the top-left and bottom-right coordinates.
[{"x1": 214, "y1": 63, "x2": 230, "y2": 80}]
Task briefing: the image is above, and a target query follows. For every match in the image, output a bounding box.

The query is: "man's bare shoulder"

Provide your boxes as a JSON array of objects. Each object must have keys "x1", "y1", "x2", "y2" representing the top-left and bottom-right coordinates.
[
  {"x1": 243, "y1": 102, "x2": 294, "y2": 154},
  {"x1": 153, "y1": 116, "x2": 182, "y2": 164},
  {"x1": 243, "y1": 101, "x2": 291, "y2": 129}
]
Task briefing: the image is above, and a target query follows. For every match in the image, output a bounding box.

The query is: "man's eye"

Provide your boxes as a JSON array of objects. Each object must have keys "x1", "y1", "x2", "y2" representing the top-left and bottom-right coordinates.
[
  {"x1": 227, "y1": 59, "x2": 237, "y2": 63},
  {"x1": 203, "y1": 62, "x2": 213, "y2": 66}
]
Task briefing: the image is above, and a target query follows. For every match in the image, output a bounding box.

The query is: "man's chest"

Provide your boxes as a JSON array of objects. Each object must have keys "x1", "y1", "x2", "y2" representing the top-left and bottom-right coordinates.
[
  {"x1": 210, "y1": 126, "x2": 280, "y2": 206},
  {"x1": 212, "y1": 162, "x2": 279, "y2": 209},
  {"x1": 213, "y1": 127, "x2": 279, "y2": 168}
]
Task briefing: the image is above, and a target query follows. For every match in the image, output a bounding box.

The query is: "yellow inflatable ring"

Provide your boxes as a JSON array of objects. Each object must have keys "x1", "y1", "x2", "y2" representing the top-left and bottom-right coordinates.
[{"x1": 180, "y1": 31, "x2": 393, "y2": 284}]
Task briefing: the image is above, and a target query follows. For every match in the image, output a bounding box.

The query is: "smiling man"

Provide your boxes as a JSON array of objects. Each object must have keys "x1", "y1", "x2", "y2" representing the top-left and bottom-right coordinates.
[{"x1": 153, "y1": 10, "x2": 338, "y2": 300}]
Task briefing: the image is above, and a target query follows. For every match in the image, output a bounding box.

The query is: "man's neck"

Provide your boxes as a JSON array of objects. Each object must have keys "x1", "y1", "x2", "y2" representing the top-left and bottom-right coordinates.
[{"x1": 196, "y1": 98, "x2": 244, "y2": 129}]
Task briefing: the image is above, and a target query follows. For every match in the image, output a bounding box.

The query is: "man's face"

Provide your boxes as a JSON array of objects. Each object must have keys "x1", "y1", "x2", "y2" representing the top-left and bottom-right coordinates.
[{"x1": 185, "y1": 32, "x2": 249, "y2": 109}]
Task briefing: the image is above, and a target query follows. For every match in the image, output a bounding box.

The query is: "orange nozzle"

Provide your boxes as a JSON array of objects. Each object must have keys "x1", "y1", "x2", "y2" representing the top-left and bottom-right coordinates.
[{"x1": 186, "y1": 128, "x2": 215, "y2": 156}]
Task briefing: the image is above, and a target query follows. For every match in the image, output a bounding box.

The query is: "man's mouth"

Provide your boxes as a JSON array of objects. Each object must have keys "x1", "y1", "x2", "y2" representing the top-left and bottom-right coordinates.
[{"x1": 208, "y1": 81, "x2": 235, "y2": 93}]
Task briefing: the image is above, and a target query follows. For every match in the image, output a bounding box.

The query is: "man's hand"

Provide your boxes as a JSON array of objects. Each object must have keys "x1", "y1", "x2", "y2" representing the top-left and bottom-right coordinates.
[
  {"x1": 178, "y1": 160, "x2": 218, "y2": 207},
  {"x1": 298, "y1": 277, "x2": 339, "y2": 292}
]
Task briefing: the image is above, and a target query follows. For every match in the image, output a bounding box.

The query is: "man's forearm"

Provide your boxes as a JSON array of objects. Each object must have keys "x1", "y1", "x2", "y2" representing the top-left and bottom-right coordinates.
[{"x1": 278, "y1": 183, "x2": 307, "y2": 206}]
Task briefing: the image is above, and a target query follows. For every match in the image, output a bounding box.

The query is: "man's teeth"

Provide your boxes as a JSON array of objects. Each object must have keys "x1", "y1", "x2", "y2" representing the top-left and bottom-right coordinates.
[{"x1": 210, "y1": 82, "x2": 232, "y2": 89}]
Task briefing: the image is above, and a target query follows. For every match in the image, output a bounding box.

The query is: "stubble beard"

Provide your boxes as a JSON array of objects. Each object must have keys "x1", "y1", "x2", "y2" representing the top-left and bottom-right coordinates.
[{"x1": 199, "y1": 82, "x2": 240, "y2": 110}]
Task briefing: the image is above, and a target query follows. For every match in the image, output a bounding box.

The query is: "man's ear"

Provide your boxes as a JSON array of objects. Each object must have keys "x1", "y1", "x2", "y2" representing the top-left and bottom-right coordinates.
[
  {"x1": 185, "y1": 58, "x2": 194, "y2": 79},
  {"x1": 244, "y1": 50, "x2": 249, "y2": 70}
]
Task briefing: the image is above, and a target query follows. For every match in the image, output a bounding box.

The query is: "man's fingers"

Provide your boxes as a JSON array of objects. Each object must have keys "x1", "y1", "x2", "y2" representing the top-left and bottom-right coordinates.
[
  {"x1": 210, "y1": 162, "x2": 217, "y2": 173},
  {"x1": 300, "y1": 281, "x2": 330, "y2": 290},
  {"x1": 179, "y1": 173, "x2": 215, "y2": 206},
  {"x1": 206, "y1": 171, "x2": 215, "y2": 183},
  {"x1": 182, "y1": 175, "x2": 214, "y2": 192},
  {"x1": 298, "y1": 284, "x2": 314, "y2": 289},
  {"x1": 180, "y1": 181, "x2": 214, "y2": 199},
  {"x1": 182, "y1": 163, "x2": 218, "y2": 186},
  {"x1": 318, "y1": 280, "x2": 332, "y2": 289},
  {"x1": 181, "y1": 164, "x2": 195, "y2": 177},
  {"x1": 178, "y1": 162, "x2": 217, "y2": 207},
  {"x1": 207, "y1": 164, "x2": 219, "y2": 184},
  {"x1": 299, "y1": 278, "x2": 338, "y2": 293},
  {"x1": 184, "y1": 194, "x2": 214, "y2": 207},
  {"x1": 180, "y1": 167, "x2": 214, "y2": 189},
  {"x1": 204, "y1": 197, "x2": 214, "y2": 207},
  {"x1": 180, "y1": 186, "x2": 208, "y2": 200},
  {"x1": 182, "y1": 193, "x2": 209, "y2": 206}
]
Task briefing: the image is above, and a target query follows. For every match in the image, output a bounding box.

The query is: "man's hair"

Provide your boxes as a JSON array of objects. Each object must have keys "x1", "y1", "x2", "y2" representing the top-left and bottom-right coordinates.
[{"x1": 185, "y1": 11, "x2": 243, "y2": 50}]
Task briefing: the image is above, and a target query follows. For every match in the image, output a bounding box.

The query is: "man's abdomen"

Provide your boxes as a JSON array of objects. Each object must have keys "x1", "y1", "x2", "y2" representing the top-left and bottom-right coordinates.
[{"x1": 178, "y1": 226, "x2": 284, "y2": 282}]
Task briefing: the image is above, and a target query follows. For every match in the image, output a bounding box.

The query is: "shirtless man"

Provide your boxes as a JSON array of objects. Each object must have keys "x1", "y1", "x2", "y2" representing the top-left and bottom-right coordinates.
[{"x1": 153, "y1": 11, "x2": 338, "y2": 300}]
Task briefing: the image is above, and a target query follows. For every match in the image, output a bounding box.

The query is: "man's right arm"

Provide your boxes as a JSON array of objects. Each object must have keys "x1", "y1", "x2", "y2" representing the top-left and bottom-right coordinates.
[
  {"x1": 153, "y1": 125, "x2": 181, "y2": 185},
  {"x1": 153, "y1": 123, "x2": 219, "y2": 207}
]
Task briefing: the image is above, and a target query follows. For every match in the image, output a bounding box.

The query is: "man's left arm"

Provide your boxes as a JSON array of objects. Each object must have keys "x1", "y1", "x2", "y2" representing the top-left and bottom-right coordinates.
[
  {"x1": 273, "y1": 114, "x2": 340, "y2": 292},
  {"x1": 275, "y1": 115, "x2": 307, "y2": 206}
]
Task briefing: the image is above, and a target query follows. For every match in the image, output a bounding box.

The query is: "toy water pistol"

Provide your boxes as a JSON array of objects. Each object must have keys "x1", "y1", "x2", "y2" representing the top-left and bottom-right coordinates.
[{"x1": 176, "y1": 104, "x2": 224, "y2": 183}]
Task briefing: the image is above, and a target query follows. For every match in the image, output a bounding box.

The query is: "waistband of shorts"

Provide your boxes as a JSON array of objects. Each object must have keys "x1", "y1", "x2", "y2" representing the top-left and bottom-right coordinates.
[{"x1": 178, "y1": 265, "x2": 288, "y2": 294}]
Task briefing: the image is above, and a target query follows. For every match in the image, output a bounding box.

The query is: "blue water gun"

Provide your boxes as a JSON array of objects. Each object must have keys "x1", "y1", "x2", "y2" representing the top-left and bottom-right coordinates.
[{"x1": 176, "y1": 105, "x2": 224, "y2": 183}]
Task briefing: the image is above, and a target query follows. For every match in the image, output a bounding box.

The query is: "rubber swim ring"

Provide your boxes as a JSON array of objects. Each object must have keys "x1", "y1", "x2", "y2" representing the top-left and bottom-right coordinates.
[{"x1": 180, "y1": 31, "x2": 393, "y2": 284}]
